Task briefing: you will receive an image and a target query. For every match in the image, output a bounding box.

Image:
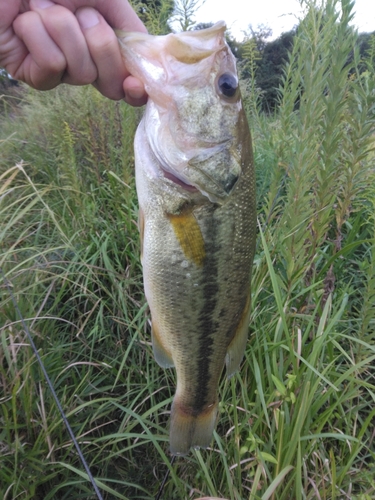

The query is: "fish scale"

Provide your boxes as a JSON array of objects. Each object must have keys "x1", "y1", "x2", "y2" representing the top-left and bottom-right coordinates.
[{"x1": 118, "y1": 21, "x2": 256, "y2": 455}]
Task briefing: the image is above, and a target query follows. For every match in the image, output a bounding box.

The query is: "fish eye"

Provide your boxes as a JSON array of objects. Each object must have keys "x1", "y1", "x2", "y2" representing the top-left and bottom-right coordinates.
[{"x1": 217, "y1": 73, "x2": 238, "y2": 98}]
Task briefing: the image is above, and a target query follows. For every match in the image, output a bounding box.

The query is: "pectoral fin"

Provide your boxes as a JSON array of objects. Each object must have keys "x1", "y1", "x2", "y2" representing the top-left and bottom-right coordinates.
[
  {"x1": 151, "y1": 318, "x2": 174, "y2": 368},
  {"x1": 225, "y1": 295, "x2": 251, "y2": 377}
]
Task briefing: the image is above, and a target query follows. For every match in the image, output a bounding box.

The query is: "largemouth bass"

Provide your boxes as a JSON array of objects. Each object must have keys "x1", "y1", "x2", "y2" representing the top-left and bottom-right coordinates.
[{"x1": 118, "y1": 22, "x2": 256, "y2": 455}]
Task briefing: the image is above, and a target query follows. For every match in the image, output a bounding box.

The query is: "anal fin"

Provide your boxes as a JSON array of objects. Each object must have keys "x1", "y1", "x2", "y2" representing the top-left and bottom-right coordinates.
[{"x1": 225, "y1": 295, "x2": 251, "y2": 377}]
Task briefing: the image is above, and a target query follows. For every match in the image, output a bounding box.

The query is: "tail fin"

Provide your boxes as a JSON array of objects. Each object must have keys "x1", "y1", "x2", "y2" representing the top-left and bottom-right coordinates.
[{"x1": 169, "y1": 399, "x2": 218, "y2": 455}]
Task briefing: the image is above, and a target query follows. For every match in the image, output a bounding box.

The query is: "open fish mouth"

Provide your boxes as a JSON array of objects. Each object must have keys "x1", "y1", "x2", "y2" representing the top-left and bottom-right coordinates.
[
  {"x1": 161, "y1": 167, "x2": 198, "y2": 192},
  {"x1": 157, "y1": 140, "x2": 240, "y2": 202},
  {"x1": 161, "y1": 162, "x2": 238, "y2": 203}
]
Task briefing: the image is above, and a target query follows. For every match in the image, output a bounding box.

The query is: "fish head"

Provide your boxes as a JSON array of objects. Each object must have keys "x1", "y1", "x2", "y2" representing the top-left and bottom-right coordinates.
[{"x1": 118, "y1": 22, "x2": 245, "y2": 203}]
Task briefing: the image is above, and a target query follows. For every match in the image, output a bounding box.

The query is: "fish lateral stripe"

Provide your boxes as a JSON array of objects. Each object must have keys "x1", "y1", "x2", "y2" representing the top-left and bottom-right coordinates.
[
  {"x1": 192, "y1": 213, "x2": 221, "y2": 411},
  {"x1": 168, "y1": 211, "x2": 206, "y2": 267}
]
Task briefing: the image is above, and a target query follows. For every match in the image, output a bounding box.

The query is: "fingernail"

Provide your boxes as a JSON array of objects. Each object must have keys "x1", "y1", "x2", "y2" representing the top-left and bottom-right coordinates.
[
  {"x1": 77, "y1": 8, "x2": 100, "y2": 29},
  {"x1": 32, "y1": 0, "x2": 55, "y2": 9}
]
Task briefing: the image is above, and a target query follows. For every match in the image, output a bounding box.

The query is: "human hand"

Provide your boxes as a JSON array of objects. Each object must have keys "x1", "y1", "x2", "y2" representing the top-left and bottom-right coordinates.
[{"x1": 0, "y1": 0, "x2": 147, "y2": 105}]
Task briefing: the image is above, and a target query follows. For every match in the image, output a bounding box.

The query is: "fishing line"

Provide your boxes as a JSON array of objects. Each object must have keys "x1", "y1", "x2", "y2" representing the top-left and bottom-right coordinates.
[
  {"x1": 155, "y1": 455, "x2": 176, "y2": 500},
  {"x1": 1, "y1": 268, "x2": 104, "y2": 500}
]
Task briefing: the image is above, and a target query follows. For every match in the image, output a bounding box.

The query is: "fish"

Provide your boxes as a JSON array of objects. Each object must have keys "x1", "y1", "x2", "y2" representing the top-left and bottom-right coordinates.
[{"x1": 118, "y1": 22, "x2": 256, "y2": 455}]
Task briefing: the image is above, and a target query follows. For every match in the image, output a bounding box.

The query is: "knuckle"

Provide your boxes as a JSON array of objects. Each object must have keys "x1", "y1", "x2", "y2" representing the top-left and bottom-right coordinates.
[
  {"x1": 43, "y1": 5, "x2": 76, "y2": 29},
  {"x1": 74, "y1": 67, "x2": 98, "y2": 86},
  {"x1": 44, "y1": 52, "x2": 66, "y2": 75},
  {"x1": 82, "y1": 71, "x2": 97, "y2": 86},
  {"x1": 13, "y1": 10, "x2": 37, "y2": 35},
  {"x1": 94, "y1": 81, "x2": 124, "y2": 101},
  {"x1": 89, "y1": 29, "x2": 117, "y2": 56},
  {"x1": 29, "y1": 66, "x2": 61, "y2": 90}
]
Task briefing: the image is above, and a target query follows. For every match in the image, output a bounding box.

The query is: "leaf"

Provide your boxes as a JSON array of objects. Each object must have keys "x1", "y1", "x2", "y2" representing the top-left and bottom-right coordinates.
[
  {"x1": 262, "y1": 465, "x2": 294, "y2": 500},
  {"x1": 271, "y1": 374, "x2": 286, "y2": 396},
  {"x1": 259, "y1": 451, "x2": 278, "y2": 465}
]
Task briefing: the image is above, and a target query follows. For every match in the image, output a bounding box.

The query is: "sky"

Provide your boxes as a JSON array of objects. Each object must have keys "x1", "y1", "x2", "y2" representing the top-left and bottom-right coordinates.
[{"x1": 192, "y1": 0, "x2": 375, "y2": 40}]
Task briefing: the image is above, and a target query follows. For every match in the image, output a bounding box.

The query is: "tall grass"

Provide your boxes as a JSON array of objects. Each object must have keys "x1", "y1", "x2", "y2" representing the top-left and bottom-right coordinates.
[{"x1": 1, "y1": 0, "x2": 375, "y2": 498}]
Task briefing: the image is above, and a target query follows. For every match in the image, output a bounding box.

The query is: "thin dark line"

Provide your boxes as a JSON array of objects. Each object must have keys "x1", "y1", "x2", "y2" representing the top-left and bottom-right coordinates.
[
  {"x1": 155, "y1": 455, "x2": 177, "y2": 500},
  {"x1": 1, "y1": 268, "x2": 104, "y2": 500}
]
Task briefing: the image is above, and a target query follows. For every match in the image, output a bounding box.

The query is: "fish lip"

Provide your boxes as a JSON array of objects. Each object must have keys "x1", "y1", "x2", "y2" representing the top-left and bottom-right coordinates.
[
  {"x1": 158, "y1": 140, "x2": 232, "y2": 196},
  {"x1": 160, "y1": 159, "x2": 237, "y2": 203},
  {"x1": 161, "y1": 167, "x2": 198, "y2": 192}
]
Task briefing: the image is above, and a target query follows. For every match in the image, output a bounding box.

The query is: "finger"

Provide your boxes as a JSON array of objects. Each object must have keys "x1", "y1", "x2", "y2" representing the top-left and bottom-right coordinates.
[
  {"x1": 102, "y1": 0, "x2": 147, "y2": 33},
  {"x1": 0, "y1": 1, "x2": 30, "y2": 79},
  {"x1": 123, "y1": 75, "x2": 148, "y2": 107},
  {"x1": 12, "y1": 10, "x2": 66, "y2": 89},
  {"x1": 0, "y1": 0, "x2": 20, "y2": 34},
  {"x1": 30, "y1": 0, "x2": 98, "y2": 86},
  {"x1": 31, "y1": 0, "x2": 148, "y2": 101},
  {"x1": 76, "y1": 7, "x2": 128, "y2": 100},
  {"x1": 52, "y1": 0, "x2": 147, "y2": 33}
]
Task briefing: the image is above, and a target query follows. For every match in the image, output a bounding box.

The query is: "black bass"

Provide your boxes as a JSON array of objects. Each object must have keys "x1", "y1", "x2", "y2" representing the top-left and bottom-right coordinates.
[{"x1": 118, "y1": 22, "x2": 256, "y2": 455}]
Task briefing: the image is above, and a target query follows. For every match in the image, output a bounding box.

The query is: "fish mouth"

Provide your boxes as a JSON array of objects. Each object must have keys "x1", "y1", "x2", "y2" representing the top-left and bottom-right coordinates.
[
  {"x1": 158, "y1": 140, "x2": 238, "y2": 201},
  {"x1": 160, "y1": 157, "x2": 239, "y2": 204},
  {"x1": 161, "y1": 167, "x2": 198, "y2": 192}
]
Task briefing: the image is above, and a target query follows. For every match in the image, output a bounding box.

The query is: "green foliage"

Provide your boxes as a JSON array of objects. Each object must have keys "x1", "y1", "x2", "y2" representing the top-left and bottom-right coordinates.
[
  {"x1": 246, "y1": 3, "x2": 375, "y2": 494},
  {"x1": 169, "y1": 0, "x2": 206, "y2": 32},
  {"x1": 0, "y1": 73, "x2": 22, "y2": 117},
  {"x1": 238, "y1": 38, "x2": 262, "y2": 118},
  {"x1": 130, "y1": 0, "x2": 209, "y2": 35},
  {"x1": 1, "y1": 0, "x2": 375, "y2": 498},
  {"x1": 131, "y1": 0, "x2": 174, "y2": 34},
  {"x1": 237, "y1": 18, "x2": 375, "y2": 113}
]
